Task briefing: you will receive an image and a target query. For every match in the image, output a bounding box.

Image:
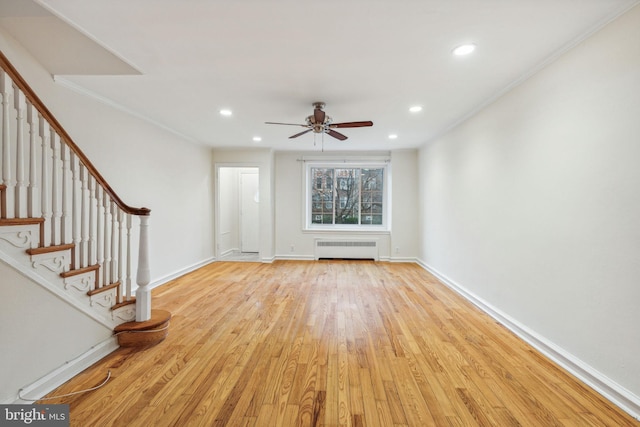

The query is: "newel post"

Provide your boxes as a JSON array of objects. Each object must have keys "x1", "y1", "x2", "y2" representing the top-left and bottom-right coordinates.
[{"x1": 135, "y1": 209, "x2": 152, "y2": 321}]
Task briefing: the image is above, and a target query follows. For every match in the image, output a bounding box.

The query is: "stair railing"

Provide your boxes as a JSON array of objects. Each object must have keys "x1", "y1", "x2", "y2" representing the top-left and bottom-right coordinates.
[{"x1": 0, "y1": 50, "x2": 152, "y2": 322}]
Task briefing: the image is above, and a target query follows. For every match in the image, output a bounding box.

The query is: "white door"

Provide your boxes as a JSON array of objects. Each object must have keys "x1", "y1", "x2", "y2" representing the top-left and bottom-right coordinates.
[{"x1": 240, "y1": 172, "x2": 259, "y2": 252}]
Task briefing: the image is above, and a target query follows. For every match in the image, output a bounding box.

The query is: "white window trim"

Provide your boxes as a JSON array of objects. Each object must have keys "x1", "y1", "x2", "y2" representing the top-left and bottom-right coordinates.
[{"x1": 303, "y1": 160, "x2": 391, "y2": 232}]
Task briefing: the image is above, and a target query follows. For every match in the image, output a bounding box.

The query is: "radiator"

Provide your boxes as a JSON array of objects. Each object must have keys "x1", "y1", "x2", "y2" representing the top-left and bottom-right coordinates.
[{"x1": 314, "y1": 239, "x2": 379, "y2": 261}]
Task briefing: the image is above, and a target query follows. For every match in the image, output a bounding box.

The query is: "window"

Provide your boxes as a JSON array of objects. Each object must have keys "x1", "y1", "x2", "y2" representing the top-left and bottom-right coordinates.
[{"x1": 306, "y1": 161, "x2": 389, "y2": 230}]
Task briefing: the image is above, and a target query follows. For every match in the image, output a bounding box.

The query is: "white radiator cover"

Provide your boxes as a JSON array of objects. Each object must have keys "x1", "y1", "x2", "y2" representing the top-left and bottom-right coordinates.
[{"x1": 314, "y1": 239, "x2": 379, "y2": 261}]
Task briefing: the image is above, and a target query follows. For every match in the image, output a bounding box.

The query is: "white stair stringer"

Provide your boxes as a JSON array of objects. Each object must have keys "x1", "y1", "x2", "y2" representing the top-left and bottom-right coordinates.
[{"x1": 0, "y1": 225, "x2": 135, "y2": 329}]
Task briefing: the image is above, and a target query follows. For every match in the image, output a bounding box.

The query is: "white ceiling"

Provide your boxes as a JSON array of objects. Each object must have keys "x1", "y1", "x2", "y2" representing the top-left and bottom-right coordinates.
[{"x1": 1, "y1": 0, "x2": 638, "y2": 151}]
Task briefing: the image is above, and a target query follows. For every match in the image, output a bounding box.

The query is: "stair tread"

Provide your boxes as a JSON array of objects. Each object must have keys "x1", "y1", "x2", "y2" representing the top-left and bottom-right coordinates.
[
  {"x1": 0, "y1": 217, "x2": 45, "y2": 226},
  {"x1": 112, "y1": 298, "x2": 136, "y2": 311},
  {"x1": 87, "y1": 281, "x2": 120, "y2": 296},
  {"x1": 26, "y1": 243, "x2": 74, "y2": 255},
  {"x1": 60, "y1": 264, "x2": 100, "y2": 278},
  {"x1": 114, "y1": 309, "x2": 171, "y2": 333}
]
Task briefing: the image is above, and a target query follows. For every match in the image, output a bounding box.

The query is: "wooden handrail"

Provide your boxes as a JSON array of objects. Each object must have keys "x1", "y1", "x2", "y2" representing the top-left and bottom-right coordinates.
[{"x1": 0, "y1": 50, "x2": 150, "y2": 216}]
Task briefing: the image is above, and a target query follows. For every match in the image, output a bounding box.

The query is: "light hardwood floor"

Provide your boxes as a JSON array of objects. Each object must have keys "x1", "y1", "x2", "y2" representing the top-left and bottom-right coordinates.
[{"x1": 41, "y1": 261, "x2": 638, "y2": 426}]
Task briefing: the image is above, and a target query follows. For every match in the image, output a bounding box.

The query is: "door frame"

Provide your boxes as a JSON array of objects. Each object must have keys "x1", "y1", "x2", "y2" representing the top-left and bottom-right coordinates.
[{"x1": 215, "y1": 163, "x2": 260, "y2": 260}]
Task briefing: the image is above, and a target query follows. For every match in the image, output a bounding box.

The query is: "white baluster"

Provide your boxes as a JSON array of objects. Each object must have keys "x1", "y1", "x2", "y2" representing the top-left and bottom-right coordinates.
[
  {"x1": 1, "y1": 71, "x2": 13, "y2": 219},
  {"x1": 116, "y1": 209, "x2": 123, "y2": 299},
  {"x1": 96, "y1": 185, "x2": 104, "y2": 287},
  {"x1": 136, "y1": 214, "x2": 151, "y2": 321},
  {"x1": 39, "y1": 117, "x2": 51, "y2": 247},
  {"x1": 80, "y1": 165, "x2": 89, "y2": 267},
  {"x1": 110, "y1": 200, "x2": 118, "y2": 286},
  {"x1": 13, "y1": 85, "x2": 25, "y2": 218},
  {"x1": 60, "y1": 143, "x2": 70, "y2": 245},
  {"x1": 126, "y1": 213, "x2": 132, "y2": 301},
  {"x1": 50, "y1": 130, "x2": 60, "y2": 245},
  {"x1": 88, "y1": 176, "x2": 96, "y2": 266},
  {"x1": 26, "y1": 102, "x2": 38, "y2": 218},
  {"x1": 103, "y1": 193, "x2": 111, "y2": 286},
  {"x1": 70, "y1": 153, "x2": 81, "y2": 269}
]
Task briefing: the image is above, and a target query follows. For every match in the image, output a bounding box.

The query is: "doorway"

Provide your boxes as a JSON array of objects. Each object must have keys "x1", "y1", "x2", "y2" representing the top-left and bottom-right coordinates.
[{"x1": 217, "y1": 166, "x2": 260, "y2": 262}]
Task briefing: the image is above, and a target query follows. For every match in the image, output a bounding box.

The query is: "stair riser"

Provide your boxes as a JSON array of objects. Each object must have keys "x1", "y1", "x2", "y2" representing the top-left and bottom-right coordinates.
[
  {"x1": 63, "y1": 273, "x2": 95, "y2": 294},
  {"x1": 0, "y1": 225, "x2": 40, "y2": 250},
  {"x1": 112, "y1": 304, "x2": 136, "y2": 323},
  {"x1": 114, "y1": 309, "x2": 171, "y2": 348},
  {"x1": 29, "y1": 251, "x2": 72, "y2": 274},
  {"x1": 117, "y1": 322, "x2": 169, "y2": 347}
]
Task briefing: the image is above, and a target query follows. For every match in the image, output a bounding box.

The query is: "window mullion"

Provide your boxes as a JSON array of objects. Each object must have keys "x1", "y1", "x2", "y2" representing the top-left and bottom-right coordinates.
[
  {"x1": 332, "y1": 167, "x2": 337, "y2": 225},
  {"x1": 357, "y1": 168, "x2": 362, "y2": 225}
]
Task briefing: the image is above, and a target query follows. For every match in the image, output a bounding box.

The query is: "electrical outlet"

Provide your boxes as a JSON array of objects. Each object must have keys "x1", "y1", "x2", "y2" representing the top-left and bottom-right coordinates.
[
  {"x1": 395, "y1": 247, "x2": 400, "y2": 254},
  {"x1": 290, "y1": 244, "x2": 295, "y2": 252}
]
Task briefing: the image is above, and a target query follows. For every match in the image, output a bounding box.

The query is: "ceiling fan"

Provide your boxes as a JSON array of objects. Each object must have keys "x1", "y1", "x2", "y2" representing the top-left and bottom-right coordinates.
[{"x1": 265, "y1": 102, "x2": 373, "y2": 141}]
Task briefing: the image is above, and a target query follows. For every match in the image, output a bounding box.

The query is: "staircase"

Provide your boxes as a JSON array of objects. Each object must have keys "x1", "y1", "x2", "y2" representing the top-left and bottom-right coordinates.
[{"x1": 0, "y1": 50, "x2": 167, "y2": 342}]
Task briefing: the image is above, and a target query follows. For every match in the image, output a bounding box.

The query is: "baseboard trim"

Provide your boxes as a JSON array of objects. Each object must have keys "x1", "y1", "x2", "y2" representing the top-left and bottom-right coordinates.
[
  {"x1": 11, "y1": 337, "x2": 119, "y2": 404},
  {"x1": 272, "y1": 255, "x2": 418, "y2": 263},
  {"x1": 220, "y1": 248, "x2": 236, "y2": 257},
  {"x1": 274, "y1": 254, "x2": 315, "y2": 261},
  {"x1": 389, "y1": 256, "x2": 418, "y2": 263},
  {"x1": 416, "y1": 259, "x2": 640, "y2": 421},
  {"x1": 261, "y1": 255, "x2": 276, "y2": 264},
  {"x1": 148, "y1": 257, "x2": 215, "y2": 290}
]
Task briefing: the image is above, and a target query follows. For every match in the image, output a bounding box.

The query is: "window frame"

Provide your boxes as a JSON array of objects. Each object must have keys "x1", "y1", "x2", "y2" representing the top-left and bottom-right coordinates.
[{"x1": 304, "y1": 160, "x2": 390, "y2": 232}]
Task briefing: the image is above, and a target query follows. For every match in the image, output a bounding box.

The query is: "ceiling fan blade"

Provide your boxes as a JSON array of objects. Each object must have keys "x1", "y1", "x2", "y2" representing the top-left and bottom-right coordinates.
[
  {"x1": 289, "y1": 129, "x2": 313, "y2": 139},
  {"x1": 326, "y1": 129, "x2": 348, "y2": 141},
  {"x1": 314, "y1": 108, "x2": 326, "y2": 124},
  {"x1": 331, "y1": 121, "x2": 373, "y2": 128},
  {"x1": 265, "y1": 122, "x2": 307, "y2": 127}
]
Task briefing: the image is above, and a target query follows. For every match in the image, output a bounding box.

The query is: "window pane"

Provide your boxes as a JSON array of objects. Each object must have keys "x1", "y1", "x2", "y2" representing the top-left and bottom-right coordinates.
[
  {"x1": 360, "y1": 168, "x2": 383, "y2": 224},
  {"x1": 362, "y1": 168, "x2": 383, "y2": 191},
  {"x1": 311, "y1": 168, "x2": 334, "y2": 224},
  {"x1": 334, "y1": 168, "x2": 360, "y2": 224}
]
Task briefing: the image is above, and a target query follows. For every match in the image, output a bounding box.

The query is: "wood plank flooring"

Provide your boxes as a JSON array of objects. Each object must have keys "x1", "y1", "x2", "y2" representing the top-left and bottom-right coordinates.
[{"x1": 40, "y1": 261, "x2": 638, "y2": 426}]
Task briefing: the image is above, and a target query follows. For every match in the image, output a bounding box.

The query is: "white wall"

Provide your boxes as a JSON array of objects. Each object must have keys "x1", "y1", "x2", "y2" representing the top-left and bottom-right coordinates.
[
  {"x1": 418, "y1": 5, "x2": 640, "y2": 414},
  {"x1": 0, "y1": 28, "x2": 215, "y2": 284},
  {"x1": 274, "y1": 150, "x2": 418, "y2": 260},
  {"x1": 390, "y1": 150, "x2": 419, "y2": 260},
  {"x1": 0, "y1": 261, "x2": 113, "y2": 403}
]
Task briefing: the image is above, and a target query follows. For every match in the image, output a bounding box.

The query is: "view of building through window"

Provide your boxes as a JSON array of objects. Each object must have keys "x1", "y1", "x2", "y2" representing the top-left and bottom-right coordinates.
[{"x1": 310, "y1": 167, "x2": 384, "y2": 226}]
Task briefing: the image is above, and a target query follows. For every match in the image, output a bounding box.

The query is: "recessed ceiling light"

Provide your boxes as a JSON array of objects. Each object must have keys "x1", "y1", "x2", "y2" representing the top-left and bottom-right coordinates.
[
  {"x1": 452, "y1": 44, "x2": 476, "y2": 56},
  {"x1": 252, "y1": 136, "x2": 262, "y2": 142},
  {"x1": 219, "y1": 109, "x2": 233, "y2": 116},
  {"x1": 409, "y1": 106, "x2": 422, "y2": 113},
  {"x1": 388, "y1": 134, "x2": 398, "y2": 140}
]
